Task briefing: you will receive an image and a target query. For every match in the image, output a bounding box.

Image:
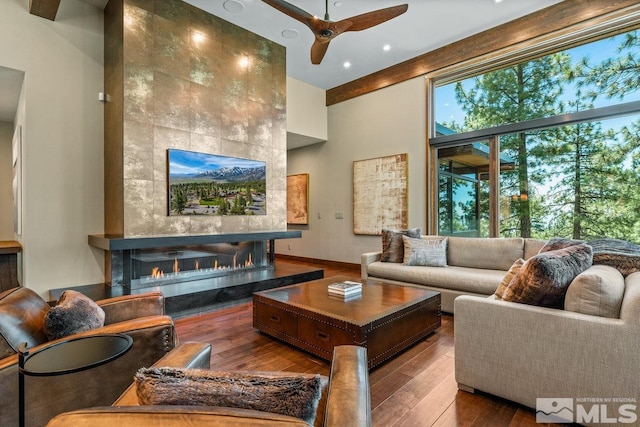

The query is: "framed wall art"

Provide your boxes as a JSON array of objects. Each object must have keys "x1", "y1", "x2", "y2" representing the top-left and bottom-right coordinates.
[
  {"x1": 12, "y1": 125, "x2": 21, "y2": 236},
  {"x1": 287, "y1": 173, "x2": 309, "y2": 225},
  {"x1": 353, "y1": 153, "x2": 408, "y2": 235}
]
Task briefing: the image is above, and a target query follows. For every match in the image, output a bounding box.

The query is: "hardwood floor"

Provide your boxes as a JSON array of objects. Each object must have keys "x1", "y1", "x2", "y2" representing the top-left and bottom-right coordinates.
[{"x1": 174, "y1": 258, "x2": 566, "y2": 427}]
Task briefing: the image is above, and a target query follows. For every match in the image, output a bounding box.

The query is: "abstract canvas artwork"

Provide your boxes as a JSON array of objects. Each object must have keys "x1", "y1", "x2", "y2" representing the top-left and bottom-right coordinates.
[
  {"x1": 287, "y1": 173, "x2": 309, "y2": 225},
  {"x1": 353, "y1": 153, "x2": 408, "y2": 235}
]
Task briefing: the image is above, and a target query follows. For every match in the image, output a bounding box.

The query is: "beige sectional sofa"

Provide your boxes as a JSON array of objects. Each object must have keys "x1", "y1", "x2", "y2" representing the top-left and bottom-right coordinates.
[
  {"x1": 455, "y1": 271, "x2": 640, "y2": 426},
  {"x1": 361, "y1": 233, "x2": 640, "y2": 424},
  {"x1": 361, "y1": 236, "x2": 546, "y2": 313}
]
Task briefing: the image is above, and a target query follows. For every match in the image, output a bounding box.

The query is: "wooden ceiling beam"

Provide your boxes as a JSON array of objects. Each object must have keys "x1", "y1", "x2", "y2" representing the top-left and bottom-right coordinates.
[
  {"x1": 29, "y1": 0, "x2": 61, "y2": 21},
  {"x1": 326, "y1": 0, "x2": 640, "y2": 106}
]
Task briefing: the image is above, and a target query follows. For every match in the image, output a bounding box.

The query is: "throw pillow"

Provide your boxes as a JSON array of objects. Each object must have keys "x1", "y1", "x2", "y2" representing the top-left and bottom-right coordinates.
[
  {"x1": 135, "y1": 367, "x2": 324, "y2": 425},
  {"x1": 494, "y1": 258, "x2": 525, "y2": 299},
  {"x1": 588, "y1": 238, "x2": 640, "y2": 276},
  {"x1": 381, "y1": 228, "x2": 421, "y2": 263},
  {"x1": 500, "y1": 243, "x2": 593, "y2": 309},
  {"x1": 538, "y1": 237, "x2": 585, "y2": 253},
  {"x1": 43, "y1": 290, "x2": 105, "y2": 340},
  {"x1": 402, "y1": 235, "x2": 448, "y2": 267},
  {"x1": 564, "y1": 265, "x2": 625, "y2": 319}
]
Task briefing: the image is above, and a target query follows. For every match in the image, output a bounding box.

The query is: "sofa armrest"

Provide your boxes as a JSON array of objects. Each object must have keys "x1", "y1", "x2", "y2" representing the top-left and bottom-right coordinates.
[
  {"x1": 114, "y1": 342, "x2": 212, "y2": 405},
  {"x1": 325, "y1": 345, "x2": 371, "y2": 427},
  {"x1": 361, "y1": 252, "x2": 381, "y2": 279},
  {"x1": 621, "y1": 271, "x2": 640, "y2": 323},
  {"x1": 97, "y1": 291, "x2": 165, "y2": 324},
  {"x1": 454, "y1": 296, "x2": 638, "y2": 409}
]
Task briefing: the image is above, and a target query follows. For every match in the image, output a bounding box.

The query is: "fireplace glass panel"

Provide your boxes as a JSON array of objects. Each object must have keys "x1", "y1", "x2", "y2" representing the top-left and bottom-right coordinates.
[{"x1": 126, "y1": 241, "x2": 268, "y2": 289}]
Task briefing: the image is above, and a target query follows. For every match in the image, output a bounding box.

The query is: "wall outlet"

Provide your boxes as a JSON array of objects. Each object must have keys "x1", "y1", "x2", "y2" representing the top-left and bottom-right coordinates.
[{"x1": 335, "y1": 212, "x2": 344, "y2": 219}]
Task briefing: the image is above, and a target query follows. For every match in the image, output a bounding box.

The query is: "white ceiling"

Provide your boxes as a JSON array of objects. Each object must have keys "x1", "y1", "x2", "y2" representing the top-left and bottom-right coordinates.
[
  {"x1": 0, "y1": 0, "x2": 564, "y2": 123},
  {"x1": 187, "y1": 0, "x2": 564, "y2": 89}
]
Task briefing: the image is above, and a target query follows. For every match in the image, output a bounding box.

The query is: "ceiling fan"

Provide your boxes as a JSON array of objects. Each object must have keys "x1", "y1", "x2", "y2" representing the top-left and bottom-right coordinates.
[{"x1": 262, "y1": 0, "x2": 409, "y2": 65}]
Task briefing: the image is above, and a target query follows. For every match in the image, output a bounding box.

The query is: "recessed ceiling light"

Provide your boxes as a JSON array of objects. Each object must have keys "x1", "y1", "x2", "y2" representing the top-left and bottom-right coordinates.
[
  {"x1": 223, "y1": 0, "x2": 244, "y2": 13},
  {"x1": 343, "y1": 61, "x2": 351, "y2": 68},
  {"x1": 334, "y1": 1, "x2": 342, "y2": 7},
  {"x1": 281, "y1": 29, "x2": 299, "y2": 39},
  {"x1": 383, "y1": 44, "x2": 391, "y2": 51},
  {"x1": 192, "y1": 31, "x2": 205, "y2": 44}
]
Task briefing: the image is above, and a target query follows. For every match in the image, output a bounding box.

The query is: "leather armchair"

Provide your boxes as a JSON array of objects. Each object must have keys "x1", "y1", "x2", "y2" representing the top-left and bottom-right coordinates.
[
  {"x1": 46, "y1": 344, "x2": 372, "y2": 427},
  {"x1": 0, "y1": 287, "x2": 177, "y2": 427}
]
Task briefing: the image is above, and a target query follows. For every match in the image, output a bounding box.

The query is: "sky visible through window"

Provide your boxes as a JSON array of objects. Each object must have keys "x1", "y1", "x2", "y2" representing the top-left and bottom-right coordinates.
[{"x1": 435, "y1": 33, "x2": 640, "y2": 131}]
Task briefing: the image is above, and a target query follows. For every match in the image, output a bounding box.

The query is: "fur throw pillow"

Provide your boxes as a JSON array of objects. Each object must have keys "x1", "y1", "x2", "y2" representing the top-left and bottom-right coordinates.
[
  {"x1": 44, "y1": 290, "x2": 105, "y2": 340},
  {"x1": 500, "y1": 243, "x2": 593, "y2": 309},
  {"x1": 588, "y1": 238, "x2": 640, "y2": 276},
  {"x1": 135, "y1": 367, "x2": 324, "y2": 425},
  {"x1": 538, "y1": 237, "x2": 585, "y2": 253}
]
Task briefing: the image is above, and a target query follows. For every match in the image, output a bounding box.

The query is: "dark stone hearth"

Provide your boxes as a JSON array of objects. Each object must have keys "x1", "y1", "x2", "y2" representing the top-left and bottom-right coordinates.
[{"x1": 49, "y1": 263, "x2": 323, "y2": 318}]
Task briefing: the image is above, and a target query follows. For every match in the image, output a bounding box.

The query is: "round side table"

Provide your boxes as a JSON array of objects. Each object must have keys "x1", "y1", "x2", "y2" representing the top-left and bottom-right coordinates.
[{"x1": 18, "y1": 334, "x2": 133, "y2": 427}]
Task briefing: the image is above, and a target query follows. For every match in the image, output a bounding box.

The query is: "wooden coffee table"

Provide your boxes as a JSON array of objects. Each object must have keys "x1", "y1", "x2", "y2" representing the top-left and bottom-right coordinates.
[{"x1": 253, "y1": 276, "x2": 441, "y2": 369}]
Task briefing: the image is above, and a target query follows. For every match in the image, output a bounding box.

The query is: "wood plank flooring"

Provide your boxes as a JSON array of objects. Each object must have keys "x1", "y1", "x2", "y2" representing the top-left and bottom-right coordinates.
[{"x1": 174, "y1": 258, "x2": 567, "y2": 427}]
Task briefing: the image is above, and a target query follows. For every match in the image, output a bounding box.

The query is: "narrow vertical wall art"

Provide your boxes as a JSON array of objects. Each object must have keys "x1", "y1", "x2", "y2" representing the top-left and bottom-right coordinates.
[{"x1": 353, "y1": 153, "x2": 408, "y2": 235}]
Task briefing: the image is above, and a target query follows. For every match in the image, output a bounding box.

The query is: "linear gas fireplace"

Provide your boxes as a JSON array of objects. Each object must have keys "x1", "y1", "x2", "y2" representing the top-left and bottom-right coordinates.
[
  {"x1": 88, "y1": 231, "x2": 301, "y2": 290},
  {"x1": 128, "y1": 241, "x2": 266, "y2": 290}
]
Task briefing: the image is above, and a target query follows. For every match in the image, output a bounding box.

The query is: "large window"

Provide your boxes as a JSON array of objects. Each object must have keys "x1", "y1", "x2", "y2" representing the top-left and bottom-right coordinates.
[{"x1": 431, "y1": 29, "x2": 640, "y2": 243}]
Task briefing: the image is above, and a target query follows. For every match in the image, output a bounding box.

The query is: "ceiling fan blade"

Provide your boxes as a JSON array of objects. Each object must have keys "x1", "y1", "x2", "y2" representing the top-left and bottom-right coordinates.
[
  {"x1": 261, "y1": 0, "x2": 315, "y2": 27},
  {"x1": 310, "y1": 39, "x2": 331, "y2": 65},
  {"x1": 342, "y1": 4, "x2": 408, "y2": 32}
]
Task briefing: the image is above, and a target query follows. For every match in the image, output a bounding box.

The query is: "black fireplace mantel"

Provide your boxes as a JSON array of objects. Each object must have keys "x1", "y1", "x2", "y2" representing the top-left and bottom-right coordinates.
[{"x1": 88, "y1": 231, "x2": 301, "y2": 251}]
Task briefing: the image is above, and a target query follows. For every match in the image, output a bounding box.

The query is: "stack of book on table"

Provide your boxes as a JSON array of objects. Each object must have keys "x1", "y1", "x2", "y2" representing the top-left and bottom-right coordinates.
[{"x1": 327, "y1": 281, "x2": 362, "y2": 299}]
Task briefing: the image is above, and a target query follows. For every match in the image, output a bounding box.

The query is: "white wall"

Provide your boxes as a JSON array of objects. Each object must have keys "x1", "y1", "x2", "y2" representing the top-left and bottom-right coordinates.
[
  {"x1": 0, "y1": 0, "x2": 104, "y2": 297},
  {"x1": 277, "y1": 77, "x2": 427, "y2": 264},
  {"x1": 0, "y1": 121, "x2": 14, "y2": 240},
  {"x1": 286, "y1": 77, "x2": 327, "y2": 149}
]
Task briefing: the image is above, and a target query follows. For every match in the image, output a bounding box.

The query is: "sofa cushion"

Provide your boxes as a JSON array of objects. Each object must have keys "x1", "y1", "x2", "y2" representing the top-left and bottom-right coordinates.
[
  {"x1": 494, "y1": 258, "x2": 524, "y2": 299},
  {"x1": 523, "y1": 238, "x2": 547, "y2": 260},
  {"x1": 135, "y1": 367, "x2": 324, "y2": 425},
  {"x1": 564, "y1": 265, "x2": 625, "y2": 318},
  {"x1": 588, "y1": 238, "x2": 640, "y2": 276},
  {"x1": 0, "y1": 287, "x2": 49, "y2": 358},
  {"x1": 402, "y1": 235, "x2": 447, "y2": 267},
  {"x1": 367, "y1": 261, "x2": 505, "y2": 295},
  {"x1": 447, "y1": 237, "x2": 524, "y2": 271},
  {"x1": 500, "y1": 243, "x2": 593, "y2": 308},
  {"x1": 44, "y1": 290, "x2": 106, "y2": 340},
  {"x1": 381, "y1": 228, "x2": 421, "y2": 263}
]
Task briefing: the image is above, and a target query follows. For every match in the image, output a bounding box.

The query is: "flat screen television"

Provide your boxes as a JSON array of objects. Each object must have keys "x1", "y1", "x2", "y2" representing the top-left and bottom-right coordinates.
[{"x1": 167, "y1": 149, "x2": 266, "y2": 216}]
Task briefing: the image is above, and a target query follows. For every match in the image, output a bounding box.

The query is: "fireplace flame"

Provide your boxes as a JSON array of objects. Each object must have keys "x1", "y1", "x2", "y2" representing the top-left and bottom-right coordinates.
[
  {"x1": 151, "y1": 267, "x2": 164, "y2": 278},
  {"x1": 146, "y1": 252, "x2": 256, "y2": 282}
]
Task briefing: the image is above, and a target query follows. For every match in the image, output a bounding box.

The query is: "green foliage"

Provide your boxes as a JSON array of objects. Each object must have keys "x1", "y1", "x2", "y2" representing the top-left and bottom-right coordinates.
[
  {"x1": 445, "y1": 31, "x2": 640, "y2": 243},
  {"x1": 168, "y1": 180, "x2": 265, "y2": 216}
]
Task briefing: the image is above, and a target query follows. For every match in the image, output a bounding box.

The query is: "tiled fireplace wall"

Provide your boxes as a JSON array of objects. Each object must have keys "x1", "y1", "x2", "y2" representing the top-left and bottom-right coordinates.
[{"x1": 104, "y1": 0, "x2": 287, "y2": 237}]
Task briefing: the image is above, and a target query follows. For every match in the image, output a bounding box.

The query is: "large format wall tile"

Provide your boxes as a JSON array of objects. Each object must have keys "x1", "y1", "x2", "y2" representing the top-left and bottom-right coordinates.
[{"x1": 113, "y1": 0, "x2": 286, "y2": 237}]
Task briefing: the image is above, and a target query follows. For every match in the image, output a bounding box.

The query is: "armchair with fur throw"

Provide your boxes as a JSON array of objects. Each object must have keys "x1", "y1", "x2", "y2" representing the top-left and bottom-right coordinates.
[{"x1": 0, "y1": 287, "x2": 177, "y2": 427}]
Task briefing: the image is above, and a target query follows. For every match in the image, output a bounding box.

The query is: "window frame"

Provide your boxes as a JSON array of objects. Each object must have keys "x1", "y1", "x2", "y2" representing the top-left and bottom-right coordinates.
[{"x1": 426, "y1": 16, "x2": 640, "y2": 236}]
